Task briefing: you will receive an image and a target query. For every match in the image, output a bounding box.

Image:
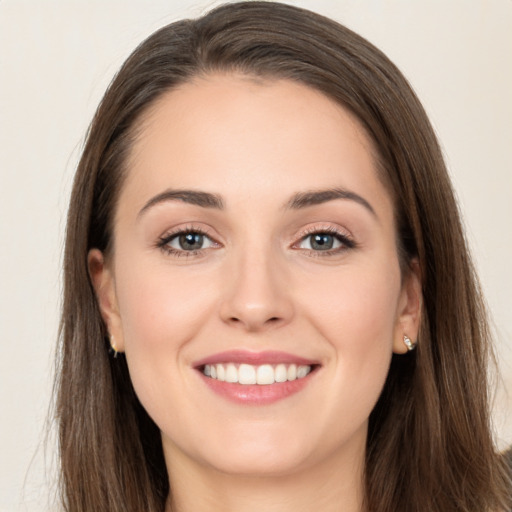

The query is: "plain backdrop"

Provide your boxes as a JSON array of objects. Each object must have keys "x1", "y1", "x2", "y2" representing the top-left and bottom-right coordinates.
[{"x1": 1, "y1": 1, "x2": 511, "y2": 510}]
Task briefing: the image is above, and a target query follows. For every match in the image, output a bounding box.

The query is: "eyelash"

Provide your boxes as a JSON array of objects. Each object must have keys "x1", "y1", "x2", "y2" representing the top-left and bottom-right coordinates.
[
  {"x1": 157, "y1": 226, "x2": 216, "y2": 258},
  {"x1": 156, "y1": 225, "x2": 356, "y2": 258},
  {"x1": 293, "y1": 226, "x2": 356, "y2": 257}
]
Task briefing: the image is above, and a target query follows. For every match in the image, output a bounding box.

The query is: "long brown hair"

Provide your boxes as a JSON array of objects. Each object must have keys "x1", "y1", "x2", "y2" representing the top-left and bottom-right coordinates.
[{"x1": 56, "y1": 2, "x2": 511, "y2": 511}]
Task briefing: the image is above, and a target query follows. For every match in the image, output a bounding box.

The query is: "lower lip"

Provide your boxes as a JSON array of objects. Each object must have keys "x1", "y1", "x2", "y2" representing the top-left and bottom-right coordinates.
[{"x1": 198, "y1": 371, "x2": 316, "y2": 405}]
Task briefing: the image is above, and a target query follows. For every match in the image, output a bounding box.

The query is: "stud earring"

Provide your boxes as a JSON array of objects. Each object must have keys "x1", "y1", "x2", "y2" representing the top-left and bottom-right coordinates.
[
  {"x1": 403, "y1": 334, "x2": 416, "y2": 351},
  {"x1": 109, "y1": 334, "x2": 119, "y2": 358}
]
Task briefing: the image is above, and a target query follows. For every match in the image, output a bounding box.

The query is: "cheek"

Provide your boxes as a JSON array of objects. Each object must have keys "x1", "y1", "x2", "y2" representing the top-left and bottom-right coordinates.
[
  {"x1": 111, "y1": 266, "x2": 216, "y2": 443},
  {"x1": 112, "y1": 257, "x2": 219, "y2": 407},
  {"x1": 299, "y1": 260, "x2": 401, "y2": 398},
  {"x1": 115, "y1": 258, "x2": 216, "y2": 350},
  {"x1": 304, "y1": 260, "x2": 401, "y2": 338}
]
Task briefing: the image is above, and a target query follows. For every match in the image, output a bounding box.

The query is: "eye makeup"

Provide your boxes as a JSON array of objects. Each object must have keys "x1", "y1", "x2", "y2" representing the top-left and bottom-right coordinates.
[{"x1": 155, "y1": 222, "x2": 357, "y2": 260}]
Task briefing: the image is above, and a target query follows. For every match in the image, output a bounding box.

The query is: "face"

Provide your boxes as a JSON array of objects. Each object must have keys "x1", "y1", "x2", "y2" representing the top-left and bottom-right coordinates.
[{"x1": 90, "y1": 74, "x2": 420, "y2": 478}]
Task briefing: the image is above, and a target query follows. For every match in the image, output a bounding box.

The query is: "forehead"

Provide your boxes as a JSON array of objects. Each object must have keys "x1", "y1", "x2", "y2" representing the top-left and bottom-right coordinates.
[{"x1": 121, "y1": 73, "x2": 393, "y2": 220}]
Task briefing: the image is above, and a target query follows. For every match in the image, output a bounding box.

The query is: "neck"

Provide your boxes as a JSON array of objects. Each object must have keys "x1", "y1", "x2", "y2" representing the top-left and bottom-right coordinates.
[{"x1": 164, "y1": 440, "x2": 366, "y2": 512}]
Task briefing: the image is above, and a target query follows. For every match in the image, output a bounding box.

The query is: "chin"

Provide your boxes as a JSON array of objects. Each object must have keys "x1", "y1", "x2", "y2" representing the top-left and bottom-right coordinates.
[
  {"x1": 171, "y1": 422, "x2": 314, "y2": 477},
  {"x1": 206, "y1": 444, "x2": 310, "y2": 478}
]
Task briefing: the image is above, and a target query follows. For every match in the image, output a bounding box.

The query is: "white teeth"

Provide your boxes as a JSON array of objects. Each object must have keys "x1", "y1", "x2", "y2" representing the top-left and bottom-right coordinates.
[
  {"x1": 297, "y1": 365, "x2": 311, "y2": 378},
  {"x1": 203, "y1": 362, "x2": 313, "y2": 385},
  {"x1": 216, "y1": 364, "x2": 225, "y2": 382},
  {"x1": 256, "y1": 364, "x2": 274, "y2": 385},
  {"x1": 287, "y1": 364, "x2": 297, "y2": 381},
  {"x1": 275, "y1": 364, "x2": 287, "y2": 383},
  {"x1": 225, "y1": 363, "x2": 238, "y2": 383},
  {"x1": 239, "y1": 364, "x2": 256, "y2": 384}
]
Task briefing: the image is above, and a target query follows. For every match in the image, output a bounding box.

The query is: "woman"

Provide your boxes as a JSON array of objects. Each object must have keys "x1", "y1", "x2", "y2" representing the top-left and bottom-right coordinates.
[{"x1": 56, "y1": 2, "x2": 511, "y2": 511}]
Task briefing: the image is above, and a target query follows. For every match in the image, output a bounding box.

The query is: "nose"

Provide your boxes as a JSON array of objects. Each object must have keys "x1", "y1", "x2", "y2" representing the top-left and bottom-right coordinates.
[{"x1": 219, "y1": 247, "x2": 294, "y2": 332}]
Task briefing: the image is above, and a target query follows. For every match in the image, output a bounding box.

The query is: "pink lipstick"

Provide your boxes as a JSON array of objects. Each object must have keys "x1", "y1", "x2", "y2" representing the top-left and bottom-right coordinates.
[{"x1": 194, "y1": 350, "x2": 319, "y2": 405}]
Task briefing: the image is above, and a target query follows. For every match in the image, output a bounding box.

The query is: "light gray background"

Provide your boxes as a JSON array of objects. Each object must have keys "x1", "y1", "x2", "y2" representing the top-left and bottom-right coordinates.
[{"x1": 1, "y1": 1, "x2": 511, "y2": 510}]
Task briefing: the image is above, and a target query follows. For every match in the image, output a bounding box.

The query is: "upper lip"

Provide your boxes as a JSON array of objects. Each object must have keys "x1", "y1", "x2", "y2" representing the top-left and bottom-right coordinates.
[{"x1": 192, "y1": 350, "x2": 320, "y2": 368}]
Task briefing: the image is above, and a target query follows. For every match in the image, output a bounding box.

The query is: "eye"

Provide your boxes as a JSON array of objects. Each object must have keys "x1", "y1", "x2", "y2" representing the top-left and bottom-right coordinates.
[
  {"x1": 168, "y1": 232, "x2": 214, "y2": 251},
  {"x1": 299, "y1": 233, "x2": 342, "y2": 251},
  {"x1": 157, "y1": 228, "x2": 218, "y2": 256},
  {"x1": 294, "y1": 228, "x2": 355, "y2": 255}
]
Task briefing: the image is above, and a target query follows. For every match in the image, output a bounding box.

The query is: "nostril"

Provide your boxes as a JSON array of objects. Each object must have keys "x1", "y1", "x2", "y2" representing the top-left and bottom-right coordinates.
[{"x1": 226, "y1": 315, "x2": 282, "y2": 329}]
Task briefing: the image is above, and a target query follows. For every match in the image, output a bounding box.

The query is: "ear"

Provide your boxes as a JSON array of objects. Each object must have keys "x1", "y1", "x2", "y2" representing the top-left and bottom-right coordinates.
[
  {"x1": 88, "y1": 248, "x2": 125, "y2": 353},
  {"x1": 393, "y1": 258, "x2": 422, "y2": 354}
]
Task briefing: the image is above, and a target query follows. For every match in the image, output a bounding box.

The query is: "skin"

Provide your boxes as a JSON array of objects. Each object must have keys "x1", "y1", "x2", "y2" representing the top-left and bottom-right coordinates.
[{"x1": 89, "y1": 74, "x2": 421, "y2": 512}]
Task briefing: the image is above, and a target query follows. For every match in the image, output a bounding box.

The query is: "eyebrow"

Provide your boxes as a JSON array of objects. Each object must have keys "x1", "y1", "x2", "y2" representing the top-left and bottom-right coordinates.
[
  {"x1": 285, "y1": 187, "x2": 376, "y2": 217},
  {"x1": 137, "y1": 186, "x2": 376, "y2": 218},
  {"x1": 138, "y1": 189, "x2": 224, "y2": 217}
]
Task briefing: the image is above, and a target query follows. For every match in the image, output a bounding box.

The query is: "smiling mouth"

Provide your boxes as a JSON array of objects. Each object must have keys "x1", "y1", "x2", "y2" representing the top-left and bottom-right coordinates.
[
  {"x1": 202, "y1": 363, "x2": 313, "y2": 385},
  {"x1": 193, "y1": 350, "x2": 320, "y2": 404}
]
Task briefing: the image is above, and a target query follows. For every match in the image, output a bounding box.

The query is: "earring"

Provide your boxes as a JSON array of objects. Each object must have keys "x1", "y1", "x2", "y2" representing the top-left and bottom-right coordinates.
[
  {"x1": 109, "y1": 334, "x2": 119, "y2": 358},
  {"x1": 403, "y1": 334, "x2": 416, "y2": 351}
]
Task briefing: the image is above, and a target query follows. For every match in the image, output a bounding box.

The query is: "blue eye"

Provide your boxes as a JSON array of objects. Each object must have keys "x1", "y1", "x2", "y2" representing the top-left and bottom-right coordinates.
[
  {"x1": 159, "y1": 230, "x2": 216, "y2": 254},
  {"x1": 300, "y1": 233, "x2": 343, "y2": 251},
  {"x1": 296, "y1": 230, "x2": 355, "y2": 253}
]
